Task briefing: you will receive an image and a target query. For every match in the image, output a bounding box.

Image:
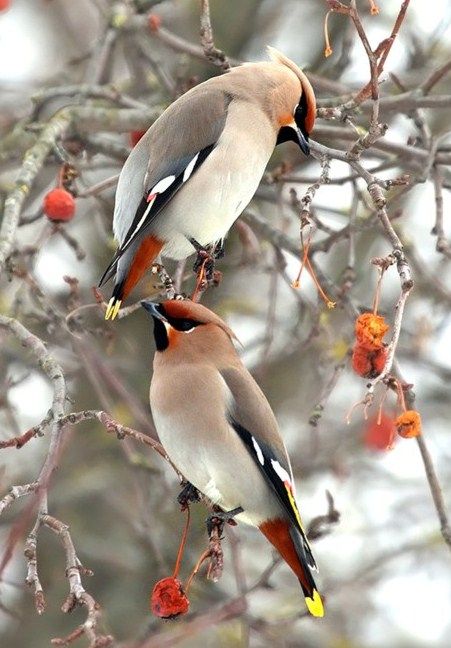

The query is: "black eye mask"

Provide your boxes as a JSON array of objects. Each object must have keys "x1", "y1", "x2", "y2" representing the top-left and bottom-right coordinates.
[
  {"x1": 276, "y1": 91, "x2": 310, "y2": 154},
  {"x1": 294, "y1": 91, "x2": 309, "y2": 142},
  {"x1": 169, "y1": 318, "x2": 200, "y2": 332}
]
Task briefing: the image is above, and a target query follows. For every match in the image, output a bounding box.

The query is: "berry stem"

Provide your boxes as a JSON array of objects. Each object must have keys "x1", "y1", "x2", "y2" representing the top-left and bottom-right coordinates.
[{"x1": 172, "y1": 506, "x2": 191, "y2": 579}]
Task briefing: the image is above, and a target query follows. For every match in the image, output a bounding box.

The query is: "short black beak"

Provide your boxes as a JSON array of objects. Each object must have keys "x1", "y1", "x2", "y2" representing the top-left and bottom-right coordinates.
[
  {"x1": 296, "y1": 127, "x2": 310, "y2": 156},
  {"x1": 276, "y1": 123, "x2": 310, "y2": 155},
  {"x1": 141, "y1": 300, "x2": 167, "y2": 321}
]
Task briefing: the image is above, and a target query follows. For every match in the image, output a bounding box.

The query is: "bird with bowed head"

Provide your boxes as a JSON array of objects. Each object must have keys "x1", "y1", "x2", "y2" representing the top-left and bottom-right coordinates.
[{"x1": 141, "y1": 298, "x2": 324, "y2": 617}]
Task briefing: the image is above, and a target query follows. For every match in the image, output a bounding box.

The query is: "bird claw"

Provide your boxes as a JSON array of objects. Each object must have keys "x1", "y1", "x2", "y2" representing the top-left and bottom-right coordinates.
[
  {"x1": 177, "y1": 481, "x2": 201, "y2": 510},
  {"x1": 206, "y1": 506, "x2": 243, "y2": 537},
  {"x1": 189, "y1": 238, "x2": 224, "y2": 287},
  {"x1": 192, "y1": 249, "x2": 214, "y2": 275},
  {"x1": 213, "y1": 239, "x2": 225, "y2": 259}
]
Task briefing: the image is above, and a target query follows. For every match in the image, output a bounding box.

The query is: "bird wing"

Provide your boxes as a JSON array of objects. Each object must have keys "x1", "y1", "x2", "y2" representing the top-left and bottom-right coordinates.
[
  {"x1": 221, "y1": 366, "x2": 317, "y2": 571},
  {"x1": 99, "y1": 86, "x2": 231, "y2": 286}
]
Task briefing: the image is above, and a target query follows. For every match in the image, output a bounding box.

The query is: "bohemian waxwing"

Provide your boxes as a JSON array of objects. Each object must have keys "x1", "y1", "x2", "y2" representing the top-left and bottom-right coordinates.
[
  {"x1": 141, "y1": 298, "x2": 324, "y2": 617},
  {"x1": 101, "y1": 48, "x2": 316, "y2": 320}
]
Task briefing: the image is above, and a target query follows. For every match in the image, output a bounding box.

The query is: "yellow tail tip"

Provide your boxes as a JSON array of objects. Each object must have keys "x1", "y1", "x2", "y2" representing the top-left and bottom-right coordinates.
[
  {"x1": 305, "y1": 589, "x2": 324, "y2": 617},
  {"x1": 105, "y1": 298, "x2": 122, "y2": 321}
]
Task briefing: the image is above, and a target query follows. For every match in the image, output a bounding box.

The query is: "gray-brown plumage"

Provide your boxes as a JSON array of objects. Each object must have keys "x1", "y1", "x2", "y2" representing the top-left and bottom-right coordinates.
[
  {"x1": 142, "y1": 298, "x2": 324, "y2": 617},
  {"x1": 101, "y1": 48, "x2": 316, "y2": 319}
]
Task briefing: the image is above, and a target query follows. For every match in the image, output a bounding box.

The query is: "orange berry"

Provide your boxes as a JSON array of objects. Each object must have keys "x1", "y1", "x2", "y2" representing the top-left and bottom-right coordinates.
[
  {"x1": 0, "y1": 0, "x2": 10, "y2": 12},
  {"x1": 150, "y1": 577, "x2": 189, "y2": 619},
  {"x1": 355, "y1": 313, "x2": 389, "y2": 350},
  {"x1": 395, "y1": 410, "x2": 422, "y2": 438},
  {"x1": 43, "y1": 188, "x2": 75, "y2": 222},
  {"x1": 364, "y1": 412, "x2": 396, "y2": 451}
]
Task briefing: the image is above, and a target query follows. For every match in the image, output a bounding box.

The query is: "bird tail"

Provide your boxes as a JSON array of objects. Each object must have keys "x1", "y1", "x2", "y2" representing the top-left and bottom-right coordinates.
[
  {"x1": 102, "y1": 235, "x2": 164, "y2": 320},
  {"x1": 259, "y1": 518, "x2": 324, "y2": 617}
]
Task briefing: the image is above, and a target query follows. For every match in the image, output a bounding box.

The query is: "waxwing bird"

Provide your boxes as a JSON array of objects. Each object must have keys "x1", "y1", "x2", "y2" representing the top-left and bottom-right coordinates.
[
  {"x1": 142, "y1": 298, "x2": 324, "y2": 617},
  {"x1": 101, "y1": 47, "x2": 316, "y2": 320}
]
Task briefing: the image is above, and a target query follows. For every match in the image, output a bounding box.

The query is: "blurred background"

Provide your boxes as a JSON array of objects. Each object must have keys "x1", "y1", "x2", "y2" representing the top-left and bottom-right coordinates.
[{"x1": 1, "y1": 0, "x2": 451, "y2": 646}]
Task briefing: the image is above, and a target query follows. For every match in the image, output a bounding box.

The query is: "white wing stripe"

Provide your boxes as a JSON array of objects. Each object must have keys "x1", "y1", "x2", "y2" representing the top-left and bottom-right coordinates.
[
  {"x1": 124, "y1": 174, "x2": 176, "y2": 243},
  {"x1": 127, "y1": 195, "x2": 157, "y2": 241},
  {"x1": 151, "y1": 175, "x2": 176, "y2": 194},
  {"x1": 183, "y1": 153, "x2": 199, "y2": 182},
  {"x1": 252, "y1": 437, "x2": 265, "y2": 465},
  {"x1": 270, "y1": 459, "x2": 292, "y2": 486}
]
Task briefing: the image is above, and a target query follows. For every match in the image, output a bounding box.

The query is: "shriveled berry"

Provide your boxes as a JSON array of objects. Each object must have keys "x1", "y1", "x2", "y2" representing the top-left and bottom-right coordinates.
[
  {"x1": 355, "y1": 313, "x2": 389, "y2": 350},
  {"x1": 352, "y1": 343, "x2": 387, "y2": 378},
  {"x1": 150, "y1": 577, "x2": 189, "y2": 619},
  {"x1": 396, "y1": 410, "x2": 422, "y2": 438}
]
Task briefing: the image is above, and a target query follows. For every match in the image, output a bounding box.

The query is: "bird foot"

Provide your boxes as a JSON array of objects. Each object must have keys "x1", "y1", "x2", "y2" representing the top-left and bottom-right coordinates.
[
  {"x1": 206, "y1": 506, "x2": 243, "y2": 537},
  {"x1": 189, "y1": 238, "x2": 224, "y2": 287},
  {"x1": 213, "y1": 239, "x2": 225, "y2": 259},
  {"x1": 193, "y1": 248, "x2": 215, "y2": 277},
  {"x1": 177, "y1": 481, "x2": 201, "y2": 511}
]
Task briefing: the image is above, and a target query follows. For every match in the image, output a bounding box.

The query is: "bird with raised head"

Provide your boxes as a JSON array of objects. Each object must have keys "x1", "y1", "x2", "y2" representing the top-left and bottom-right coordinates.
[
  {"x1": 141, "y1": 298, "x2": 324, "y2": 617},
  {"x1": 101, "y1": 48, "x2": 316, "y2": 320}
]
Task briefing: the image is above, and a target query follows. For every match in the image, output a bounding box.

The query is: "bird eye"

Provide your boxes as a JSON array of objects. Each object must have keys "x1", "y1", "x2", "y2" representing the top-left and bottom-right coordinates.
[
  {"x1": 172, "y1": 318, "x2": 199, "y2": 332},
  {"x1": 294, "y1": 93, "x2": 308, "y2": 135},
  {"x1": 293, "y1": 103, "x2": 304, "y2": 119}
]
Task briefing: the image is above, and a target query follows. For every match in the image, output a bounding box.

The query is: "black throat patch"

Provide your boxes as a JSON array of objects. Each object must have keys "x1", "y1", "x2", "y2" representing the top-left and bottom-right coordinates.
[{"x1": 153, "y1": 318, "x2": 169, "y2": 351}]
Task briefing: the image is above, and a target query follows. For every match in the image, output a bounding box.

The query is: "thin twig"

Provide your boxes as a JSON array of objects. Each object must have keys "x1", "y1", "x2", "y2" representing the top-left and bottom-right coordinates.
[
  {"x1": 416, "y1": 434, "x2": 451, "y2": 548},
  {"x1": 199, "y1": 0, "x2": 231, "y2": 72},
  {"x1": 41, "y1": 513, "x2": 113, "y2": 647}
]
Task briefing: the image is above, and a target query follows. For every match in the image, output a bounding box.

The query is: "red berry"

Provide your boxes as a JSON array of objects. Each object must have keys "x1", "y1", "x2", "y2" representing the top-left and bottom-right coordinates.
[
  {"x1": 43, "y1": 188, "x2": 75, "y2": 222},
  {"x1": 129, "y1": 130, "x2": 146, "y2": 147},
  {"x1": 372, "y1": 346, "x2": 387, "y2": 375},
  {"x1": 352, "y1": 343, "x2": 387, "y2": 379},
  {"x1": 148, "y1": 14, "x2": 162, "y2": 32},
  {"x1": 364, "y1": 412, "x2": 396, "y2": 451},
  {"x1": 150, "y1": 577, "x2": 189, "y2": 619},
  {"x1": 0, "y1": 0, "x2": 11, "y2": 13}
]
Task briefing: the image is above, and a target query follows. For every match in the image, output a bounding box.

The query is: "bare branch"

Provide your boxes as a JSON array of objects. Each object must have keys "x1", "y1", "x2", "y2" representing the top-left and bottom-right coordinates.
[
  {"x1": 416, "y1": 435, "x2": 451, "y2": 548},
  {"x1": 199, "y1": 0, "x2": 231, "y2": 72},
  {"x1": 41, "y1": 514, "x2": 113, "y2": 647},
  {"x1": 0, "y1": 483, "x2": 39, "y2": 517}
]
